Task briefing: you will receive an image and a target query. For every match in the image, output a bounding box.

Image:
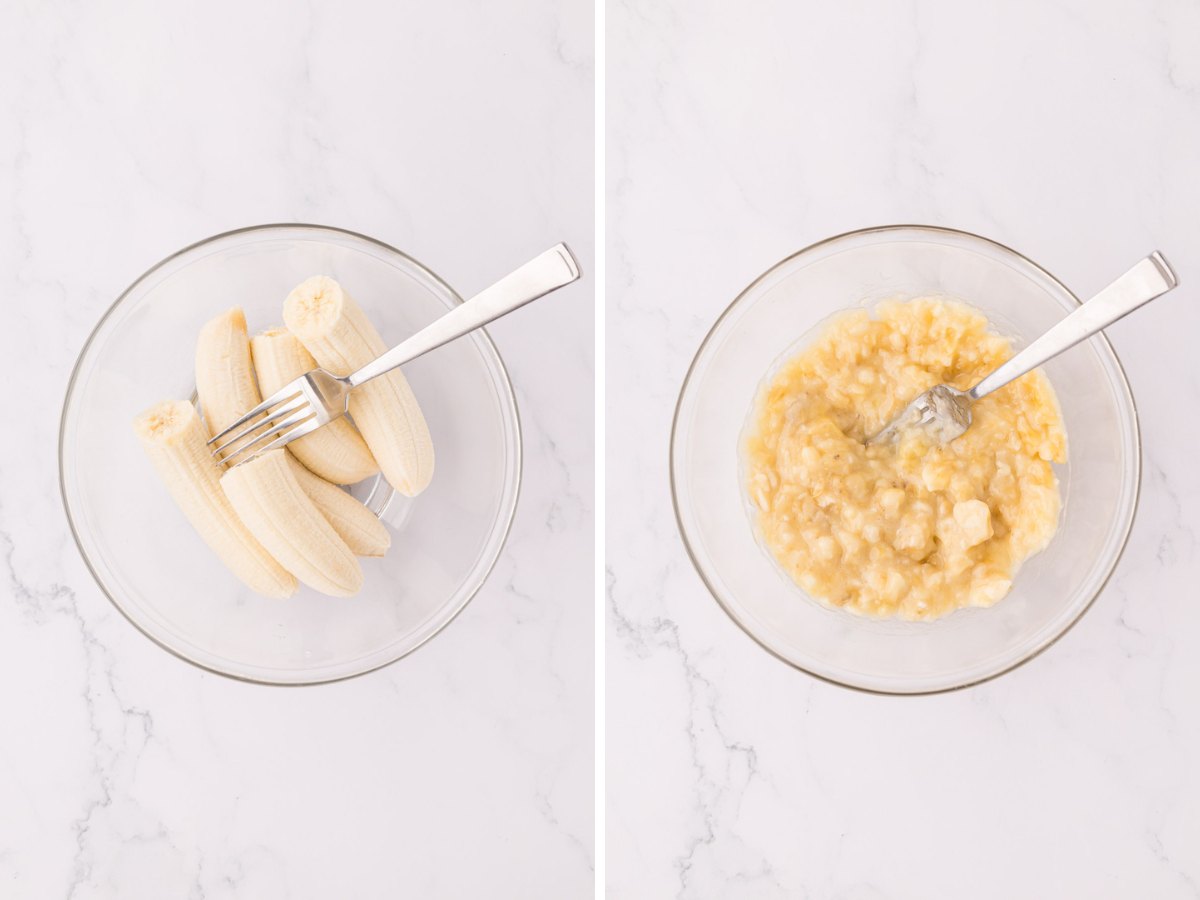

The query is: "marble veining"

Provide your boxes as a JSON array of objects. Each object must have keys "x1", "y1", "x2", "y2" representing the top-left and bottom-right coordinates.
[
  {"x1": 607, "y1": 0, "x2": 1200, "y2": 896},
  {"x1": 0, "y1": 0, "x2": 593, "y2": 897}
]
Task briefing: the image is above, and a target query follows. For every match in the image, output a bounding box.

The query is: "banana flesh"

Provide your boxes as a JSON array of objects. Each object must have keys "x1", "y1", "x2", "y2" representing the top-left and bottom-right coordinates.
[
  {"x1": 196, "y1": 307, "x2": 388, "y2": 564},
  {"x1": 286, "y1": 455, "x2": 390, "y2": 557},
  {"x1": 250, "y1": 327, "x2": 379, "y2": 484},
  {"x1": 195, "y1": 307, "x2": 260, "y2": 438},
  {"x1": 221, "y1": 450, "x2": 364, "y2": 597},
  {"x1": 133, "y1": 400, "x2": 297, "y2": 599},
  {"x1": 283, "y1": 276, "x2": 435, "y2": 497},
  {"x1": 143, "y1": 295, "x2": 413, "y2": 599}
]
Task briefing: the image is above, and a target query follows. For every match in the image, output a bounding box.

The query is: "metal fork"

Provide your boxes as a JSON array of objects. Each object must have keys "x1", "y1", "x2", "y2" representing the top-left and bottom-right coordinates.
[
  {"x1": 868, "y1": 251, "x2": 1178, "y2": 445},
  {"x1": 209, "y1": 243, "x2": 581, "y2": 467}
]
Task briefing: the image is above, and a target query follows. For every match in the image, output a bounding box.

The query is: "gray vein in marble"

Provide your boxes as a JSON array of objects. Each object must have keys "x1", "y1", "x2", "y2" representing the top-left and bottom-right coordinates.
[
  {"x1": 533, "y1": 782, "x2": 595, "y2": 874},
  {"x1": 1145, "y1": 804, "x2": 1200, "y2": 898},
  {"x1": 512, "y1": 382, "x2": 593, "y2": 534},
  {"x1": 609, "y1": 563, "x2": 772, "y2": 897},
  {"x1": 3, "y1": 515, "x2": 166, "y2": 898},
  {"x1": 1146, "y1": 456, "x2": 1196, "y2": 567}
]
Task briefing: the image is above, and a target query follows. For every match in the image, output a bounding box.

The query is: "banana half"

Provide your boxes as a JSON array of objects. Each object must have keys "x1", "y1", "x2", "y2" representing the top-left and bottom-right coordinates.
[
  {"x1": 250, "y1": 327, "x2": 379, "y2": 485},
  {"x1": 221, "y1": 450, "x2": 364, "y2": 598},
  {"x1": 287, "y1": 455, "x2": 390, "y2": 557},
  {"x1": 283, "y1": 276, "x2": 435, "y2": 497},
  {"x1": 133, "y1": 400, "x2": 298, "y2": 599},
  {"x1": 195, "y1": 307, "x2": 260, "y2": 438}
]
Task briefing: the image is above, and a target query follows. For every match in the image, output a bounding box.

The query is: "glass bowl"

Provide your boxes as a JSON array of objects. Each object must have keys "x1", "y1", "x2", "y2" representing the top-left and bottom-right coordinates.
[
  {"x1": 671, "y1": 225, "x2": 1140, "y2": 694},
  {"x1": 60, "y1": 224, "x2": 521, "y2": 684}
]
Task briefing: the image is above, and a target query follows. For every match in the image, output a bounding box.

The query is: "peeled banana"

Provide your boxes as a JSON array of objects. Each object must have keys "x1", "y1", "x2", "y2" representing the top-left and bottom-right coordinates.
[
  {"x1": 250, "y1": 327, "x2": 379, "y2": 484},
  {"x1": 286, "y1": 455, "x2": 390, "y2": 557},
  {"x1": 195, "y1": 307, "x2": 260, "y2": 438},
  {"x1": 221, "y1": 450, "x2": 364, "y2": 597},
  {"x1": 133, "y1": 400, "x2": 297, "y2": 599},
  {"x1": 283, "y1": 276, "x2": 435, "y2": 497}
]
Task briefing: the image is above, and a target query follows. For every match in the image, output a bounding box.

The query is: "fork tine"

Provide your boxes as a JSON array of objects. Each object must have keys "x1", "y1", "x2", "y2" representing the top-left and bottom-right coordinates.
[
  {"x1": 206, "y1": 381, "x2": 304, "y2": 447},
  {"x1": 220, "y1": 406, "x2": 317, "y2": 467},
  {"x1": 209, "y1": 394, "x2": 308, "y2": 460},
  {"x1": 230, "y1": 417, "x2": 323, "y2": 468}
]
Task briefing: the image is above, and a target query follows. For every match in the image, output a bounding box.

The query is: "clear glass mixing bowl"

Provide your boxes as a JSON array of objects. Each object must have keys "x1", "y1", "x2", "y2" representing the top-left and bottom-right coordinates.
[
  {"x1": 60, "y1": 225, "x2": 521, "y2": 684},
  {"x1": 671, "y1": 225, "x2": 1141, "y2": 694}
]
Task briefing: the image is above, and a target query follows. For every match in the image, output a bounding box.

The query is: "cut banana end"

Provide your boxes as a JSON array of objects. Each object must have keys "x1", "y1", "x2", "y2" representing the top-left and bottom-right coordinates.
[
  {"x1": 283, "y1": 276, "x2": 435, "y2": 497},
  {"x1": 133, "y1": 400, "x2": 297, "y2": 599},
  {"x1": 250, "y1": 327, "x2": 379, "y2": 484},
  {"x1": 196, "y1": 307, "x2": 260, "y2": 438},
  {"x1": 287, "y1": 455, "x2": 390, "y2": 557},
  {"x1": 221, "y1": 449, "x2": 364, "y2": 597}
]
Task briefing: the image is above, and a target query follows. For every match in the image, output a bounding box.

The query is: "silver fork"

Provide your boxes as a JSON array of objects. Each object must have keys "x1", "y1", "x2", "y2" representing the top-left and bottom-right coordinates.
[
  {"x1": 868, "y1": 251, "x2": 1179, "y2": 445},
  {"x1": 209, "y1": 243, "x2": 581, "y2": 467}
]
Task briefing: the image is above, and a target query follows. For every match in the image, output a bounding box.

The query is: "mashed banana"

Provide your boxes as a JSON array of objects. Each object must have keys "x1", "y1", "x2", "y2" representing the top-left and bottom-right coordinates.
[{"x1": 745, "y1": 298, "x2": 1066, "y2": 620}]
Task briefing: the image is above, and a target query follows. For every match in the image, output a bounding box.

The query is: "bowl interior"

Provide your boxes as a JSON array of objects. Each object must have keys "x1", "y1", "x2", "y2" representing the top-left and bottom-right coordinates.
[
  {"x1": 673, "y1": 227, "x2": 1139, "y2": 693},
  {"x1": 61, "y1": 226, "x2": 520, "y2": 684}
]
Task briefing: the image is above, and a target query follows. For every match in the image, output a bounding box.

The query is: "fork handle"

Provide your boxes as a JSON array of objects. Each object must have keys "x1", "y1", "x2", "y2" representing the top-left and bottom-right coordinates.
[
  {"x1": 968, "y1": 251, "x2": 1178, "y2": 401},
  {"x1": 346, "y1": 243, "x2": 582, "y2": 388}
]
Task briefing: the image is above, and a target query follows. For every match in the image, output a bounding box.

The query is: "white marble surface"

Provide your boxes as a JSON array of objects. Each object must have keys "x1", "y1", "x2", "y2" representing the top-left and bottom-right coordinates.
[
  {"x1": 607, "y1": 0, "x2": 1200, "y2": 896},
  {"x1": 0, "y1": 1, "x2": 593, "y2": 897}
]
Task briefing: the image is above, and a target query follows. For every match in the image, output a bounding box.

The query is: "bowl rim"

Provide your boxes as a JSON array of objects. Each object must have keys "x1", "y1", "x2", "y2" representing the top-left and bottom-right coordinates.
[
  {"x1": 669, "y1": 223, "x2": 1142, "y2": 696},
  {"x1": 58, "y1": 222, "x2": 523, "y2": 686}
]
